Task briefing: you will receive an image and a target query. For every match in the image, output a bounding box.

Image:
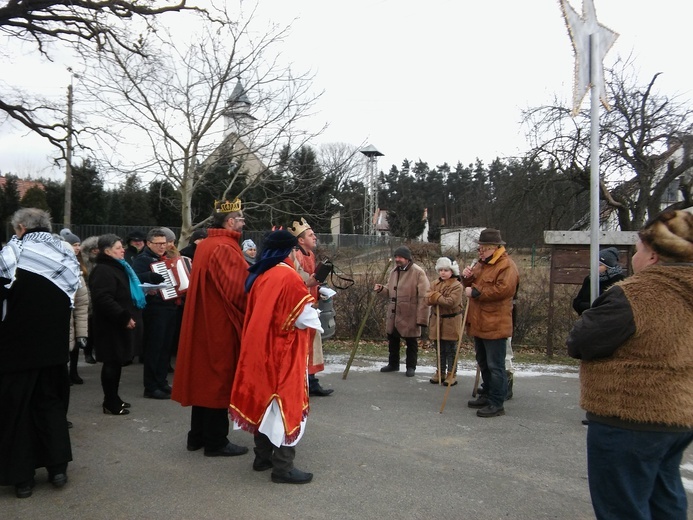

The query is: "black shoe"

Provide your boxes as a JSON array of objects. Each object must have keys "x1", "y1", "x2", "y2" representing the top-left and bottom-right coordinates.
[
  {"x1": 204, "y1": 442, "x2": 249, "y2": 457},
  {"x1": 467, "y1": 396, "x2": 490, "y2": 408},
  {"x1": 253, "y1": 457, "x2": 273, "y2": 471},
  {"x1": 309, "y1": 385, "x2": 334, "y2": 397},
  {"x1": 187, "y1": 442, "x2": 203, "y2": 451},
  {"x1": 380, "y1": 365, "x2": 399, "y2": 373},
  {"x1": 84, "y1": 353, "x2": 96, "y2": 364},
  {"x1": 143, "y1": 389, "x2": 170, "y2": 400},
  {"x1": 15, "y1": 478, "x2": 35, "y2": 499},
  {"x1": 160, "y1": 384, "x2": 173, "y2": 394},
  {"x1": 49, "y1": 473, "x2": 68, "y2": 488},
  {"x1": 476, "y1": 386, "x2": 489, "y2": 397},
  {"x1": 271, "y1": 467, "x2": 313, "y2": 484},
  {"x1": 70, "y1": 373, "x2": 84, "y2": 385},
  {"x1": 103, "y1": 403, "x2": 130, "y2": 415},
  {"x1": 581, "y1": 419, "x2": 589, "y2": 426},
  {"x1": 118, "y1": 399, "x2": 131, "y2": 409},
  {"x1": 67, "y1": 420, "x2": 73, "y2": 429},
  {"x1": 405, "y1": 368, "x2": 415, "y2": 377},
  {"x1": 476, "y1": 404, "x2": 505, "y2": 418}
]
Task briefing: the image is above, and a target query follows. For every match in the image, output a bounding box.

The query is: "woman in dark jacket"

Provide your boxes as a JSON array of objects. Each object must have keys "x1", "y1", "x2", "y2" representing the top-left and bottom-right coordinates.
[{"x1": 89, "y1": 234, "x2": 146, "y2": 415}]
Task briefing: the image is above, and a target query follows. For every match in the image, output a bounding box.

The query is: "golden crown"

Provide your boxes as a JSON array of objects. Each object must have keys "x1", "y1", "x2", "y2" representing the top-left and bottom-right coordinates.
[
  {"x1": 214, "y1": 198, "x2": 242, "y2": 214},
  {"x1": 288, "y1": 217, "x2": 311, "y2": 237}
]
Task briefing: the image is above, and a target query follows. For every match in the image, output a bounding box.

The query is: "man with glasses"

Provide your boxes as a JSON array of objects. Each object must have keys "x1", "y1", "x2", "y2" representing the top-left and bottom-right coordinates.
[
  {"x1": 171, "y1": 199, "x2": 250, "y2": 457},
  {"x1": 462, "y1": 229, "x2": 519, "y2": 418},
  {"x1": 133, "y1": 228, "x2": 176, "y2": 400}
]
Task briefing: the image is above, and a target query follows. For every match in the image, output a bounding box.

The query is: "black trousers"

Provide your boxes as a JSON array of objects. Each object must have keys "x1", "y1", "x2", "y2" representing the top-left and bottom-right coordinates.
[
  {"x1": 142, "y1": 305, "x2": 177, "y2": 393},
  {"x1": 387, "y1": 328, "x2": 419, "y2": 369},
  {"x1": 254, "y1": 433, "x2": 295, "y2": 474},
  {"x1": 0, "y1": 365, "x2": 72, "y2": 485},
  {"x1": 188, "y1": 406, "x2": 229, "y2": 452}
]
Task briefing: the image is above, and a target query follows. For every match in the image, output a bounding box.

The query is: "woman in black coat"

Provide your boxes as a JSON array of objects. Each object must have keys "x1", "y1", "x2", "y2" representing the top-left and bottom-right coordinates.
[{"x1": 89, "y1": 234, "x2": 145, "y2": 415}]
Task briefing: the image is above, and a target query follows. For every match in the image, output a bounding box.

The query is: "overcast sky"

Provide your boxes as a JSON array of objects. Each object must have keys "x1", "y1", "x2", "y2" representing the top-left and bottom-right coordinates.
[{"x1": 2, "y1": 0, "x2": 693, "y2": 179}]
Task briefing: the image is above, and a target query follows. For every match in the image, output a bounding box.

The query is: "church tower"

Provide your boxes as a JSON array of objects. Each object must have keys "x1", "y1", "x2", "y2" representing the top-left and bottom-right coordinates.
[{"x1": 223, "y1": 79, "x2": 256, "y2": 137}]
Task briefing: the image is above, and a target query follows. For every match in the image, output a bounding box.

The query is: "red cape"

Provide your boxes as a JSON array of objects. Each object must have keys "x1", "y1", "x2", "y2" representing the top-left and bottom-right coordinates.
[
  {"x1": 171, "y1": 228, "x2": 248, "y2": 408},
  {"x1": 294, "y1": 248, "x2": 323, "y2": 374},
  {"x1": 229, "y1": 258, "x2": 314, "y2": 444}
]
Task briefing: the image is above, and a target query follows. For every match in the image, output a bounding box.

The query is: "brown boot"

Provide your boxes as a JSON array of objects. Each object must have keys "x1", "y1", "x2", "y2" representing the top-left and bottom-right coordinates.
[
  {"x1": 443, "y1": 372, "x2": 458, "y2": 387},
  {"x1": 429, "y1": 371, "x2": 445, "y2": 384}
]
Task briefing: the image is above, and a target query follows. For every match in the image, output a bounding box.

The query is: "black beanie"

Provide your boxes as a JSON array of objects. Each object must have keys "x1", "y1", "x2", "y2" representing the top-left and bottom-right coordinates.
[{"x1": 393, "y1": 246, "x2": 412, "y2": 260}]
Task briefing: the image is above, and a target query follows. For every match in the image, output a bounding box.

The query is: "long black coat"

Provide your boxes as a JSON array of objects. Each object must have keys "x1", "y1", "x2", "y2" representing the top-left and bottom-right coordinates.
[{"x1": 89, "y1": 254, "x2": 137, "y2": 364}]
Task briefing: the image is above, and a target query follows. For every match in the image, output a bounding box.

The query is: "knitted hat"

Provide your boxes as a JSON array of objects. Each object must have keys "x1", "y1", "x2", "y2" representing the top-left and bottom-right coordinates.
[
  {"x1": 639, "y1": 210, "x2": 693, "y2": 262},
  {"x1": 190, "y1": 229, "x2": 207, "y2": 242},
  {"x1": 435, "y1": 257, "x2": 460, "y2": 277},
  {"x1": 393, "y1": 246, "x2": 412, "y2": 260},
  {"x1": 598, "y1": 247, "x2": 620, "y2": 268},
  {"x1": 160, "y1": 227, "x2": 176, "y2": 242},
  {"x1": 60, "y1": 228, "x2": 81, "y2": 245},
  {"x1": 477, "y1": 228, "x2": 505, "y2": 245},
  {"x1": 242, "y1": 239, "x2": 257, "y2": 252}
]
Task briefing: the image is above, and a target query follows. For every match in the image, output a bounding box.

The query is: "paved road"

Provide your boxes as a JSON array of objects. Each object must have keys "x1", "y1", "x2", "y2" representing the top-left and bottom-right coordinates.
[{"x1": 3, "y1": 357, "x2": 693, "y2": 519}]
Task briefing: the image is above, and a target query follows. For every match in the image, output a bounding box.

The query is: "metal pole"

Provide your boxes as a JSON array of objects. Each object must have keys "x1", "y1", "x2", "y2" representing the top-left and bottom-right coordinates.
[
  {"x1": 589, "y1": 34, "x2": 600, "y2": 304},
  {"x1": 63, "y1": 82, "x2": 74, "y2": 227}
]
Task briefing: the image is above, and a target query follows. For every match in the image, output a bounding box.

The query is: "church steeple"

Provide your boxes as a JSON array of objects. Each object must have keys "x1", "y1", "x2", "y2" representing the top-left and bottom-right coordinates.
[{"x1": 223, "y1": 79, "x2": 256, "y2": 136}]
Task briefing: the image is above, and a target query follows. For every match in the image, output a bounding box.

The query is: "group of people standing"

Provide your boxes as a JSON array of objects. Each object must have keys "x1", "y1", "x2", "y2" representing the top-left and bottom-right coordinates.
[{"x1": 375, "y1": 228, "x2": 519, "y2": 419}]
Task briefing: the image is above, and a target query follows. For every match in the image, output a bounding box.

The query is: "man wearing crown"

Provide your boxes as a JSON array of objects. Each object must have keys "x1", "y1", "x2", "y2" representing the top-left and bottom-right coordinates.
[
  {"x1": 171, "y1": 198, "x2": 250, "y2": 457},
  {"x1": 287, "y1": 217, "x2": 333, "y2": 397}
]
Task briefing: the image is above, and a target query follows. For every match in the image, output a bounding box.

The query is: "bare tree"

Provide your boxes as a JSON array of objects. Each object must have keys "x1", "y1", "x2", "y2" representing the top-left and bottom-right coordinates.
[
  {"x1": 523, "y1": 59, "x2": 693, "y2": 230},
  {"x1": 79, "y1": 4, "x2": 322, "y2": 242},
  {"x1": 0, "y1": 0, "x2": 191, "y2": 151}
]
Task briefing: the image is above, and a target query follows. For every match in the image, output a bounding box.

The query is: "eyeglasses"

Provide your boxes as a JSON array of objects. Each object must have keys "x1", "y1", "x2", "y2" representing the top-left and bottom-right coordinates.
[
  {"x1": 232, "y1": 217, "x2": 245, "y2": 222},
  {"x1": 149, "y1": 241, "x2": 167, "y2": 246}
]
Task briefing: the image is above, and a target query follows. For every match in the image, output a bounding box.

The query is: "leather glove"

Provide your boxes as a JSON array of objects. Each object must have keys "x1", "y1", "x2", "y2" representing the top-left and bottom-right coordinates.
[
  {"x1": 150, "y1": 273, "x2": 165, "y2": 284},
  {"x1": 76, "y1": 337, "x2": 88, "y2": 350}
]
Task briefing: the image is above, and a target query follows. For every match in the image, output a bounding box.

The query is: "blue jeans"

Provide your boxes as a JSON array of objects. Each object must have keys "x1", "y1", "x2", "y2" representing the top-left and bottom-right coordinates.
[
  {"x1": 473, "y1": 337, "x2": 507, "y2": 407},
  {"x1": 587, "y1": 421, "x2": 693, "y2": 520}
]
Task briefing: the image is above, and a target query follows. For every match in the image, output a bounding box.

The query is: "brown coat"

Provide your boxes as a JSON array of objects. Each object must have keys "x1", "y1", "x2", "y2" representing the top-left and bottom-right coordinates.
[
  {"x1": 426, "y1": 277, "x2": 463, "y2": 341},
  {"x1": 384, "y1": 261, "x2": 430, "y2": 338},
  {"x1": 462, "y1": 248, "x2": 519, "y2": 339}
]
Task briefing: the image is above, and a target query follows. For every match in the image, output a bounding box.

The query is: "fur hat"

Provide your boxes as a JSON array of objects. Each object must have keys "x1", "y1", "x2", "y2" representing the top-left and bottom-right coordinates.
[
  {"x1": 639, "y1": 210, "x2": 693, "y2": 262},
  {"x1": 598, "y1": 247, "x2": 620, "y2": 268},
  {"x1": 477, "y1": 228, "x2": 505, "y2": 245},
  {"x1": 126, "y1": 229, "x2": 146, "y2": 242},
  {"x1": 435, "y1": 257, "x2": 460, "y2": 277},
  {"x1": 59, "y1": 228, "x2": 81, "y2": 245},
  {"x1": 393, "y1": 246, "x2": 412, "y2": 260},
  {"x1": 242, "y1": 239, "x2": 257, "y2": 252}
]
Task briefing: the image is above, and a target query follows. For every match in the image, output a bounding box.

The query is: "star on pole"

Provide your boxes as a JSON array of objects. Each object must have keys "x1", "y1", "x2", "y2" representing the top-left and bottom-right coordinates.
[{"x1": 560, "y1": 0, "x2": 619, "y2": 115}]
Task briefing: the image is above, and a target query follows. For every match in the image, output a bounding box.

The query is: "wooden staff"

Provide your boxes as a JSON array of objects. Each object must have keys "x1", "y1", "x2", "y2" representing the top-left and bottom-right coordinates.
[
  {"x1": 342, "y1": 259, "x2": 392, "y2": 380},
  {"x1": 472, "y1": 365, "x2": 481, "y2": 397},
  {"x1": 435, "y1": 304, "x2": 441, "y2": 385},
  {"x1": 440, "y1": 295, "x2": 470, "y2": 413}
]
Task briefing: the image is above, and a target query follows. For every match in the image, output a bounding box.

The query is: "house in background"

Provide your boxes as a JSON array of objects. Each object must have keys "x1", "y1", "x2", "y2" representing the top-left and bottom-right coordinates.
[{"x1": 0, "y1": 176, "x2": 45, "y2": 198}]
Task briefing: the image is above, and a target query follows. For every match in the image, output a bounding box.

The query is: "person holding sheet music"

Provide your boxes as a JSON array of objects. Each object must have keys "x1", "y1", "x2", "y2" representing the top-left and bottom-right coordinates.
[{"x1": 132, "y1": 229, "x2": 177, "y2": 400}]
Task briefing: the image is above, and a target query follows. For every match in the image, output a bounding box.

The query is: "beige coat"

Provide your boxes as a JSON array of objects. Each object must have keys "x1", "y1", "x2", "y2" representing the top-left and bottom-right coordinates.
[
  {"x1": 69, "y1": 275, "x2": 89, "y2": 350},
  {"x1": 426, "y1": 277, "x2": 464, "y2": 341},
  {"x1": 383, "y1": 262, "x2": 430, "y2": 338}
]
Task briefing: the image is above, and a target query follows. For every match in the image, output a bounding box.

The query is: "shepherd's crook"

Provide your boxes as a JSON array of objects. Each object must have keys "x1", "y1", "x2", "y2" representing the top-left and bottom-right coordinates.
[
  {"x1": 342, "y1": 259, "x2": 392, "y2": 380},
  {"x1": 435, "y1": 304, "x2": 441, "y2": 385},
  {"x1": 440, "y1": 295, "x2": 470, "y2": 413}
]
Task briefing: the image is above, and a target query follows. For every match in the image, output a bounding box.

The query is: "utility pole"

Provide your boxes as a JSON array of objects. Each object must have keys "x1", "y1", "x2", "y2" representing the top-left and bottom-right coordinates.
[{"x1": 63, "y1": 80, "x2": 74, "y2": 227}]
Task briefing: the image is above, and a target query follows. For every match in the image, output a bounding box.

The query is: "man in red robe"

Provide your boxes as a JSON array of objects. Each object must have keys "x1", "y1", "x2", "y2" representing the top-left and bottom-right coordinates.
[
  {"x1": 171, "y1": 198, "x2": 249, "y2": 457},
  {"x1": 287, "y1": 217, "x2": 333, "y2": 396},
  {"x1": 230, "y1": 229, "x2": 322, "y2": 484}
]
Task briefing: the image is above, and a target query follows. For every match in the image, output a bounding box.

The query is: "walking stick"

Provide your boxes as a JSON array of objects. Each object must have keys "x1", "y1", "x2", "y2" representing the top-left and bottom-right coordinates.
[
  {"x1": 435, "y1": 304, "x2": 441, "y2": 385},
  {"x1": 472, "y1": 364, "x2": 481, "y2": 397},
  {"x1": 342, "y1": 259, "x2": 392, "y2": 380},
  {"x1": 440, "y1": 295, "x2": 470, "y2": 413}
]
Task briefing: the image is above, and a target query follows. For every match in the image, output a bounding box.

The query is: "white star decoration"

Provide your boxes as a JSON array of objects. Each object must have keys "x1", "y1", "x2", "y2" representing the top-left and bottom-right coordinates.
[{"x1": 560, "y1": 0, "x2": 619, "y2": 114}]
